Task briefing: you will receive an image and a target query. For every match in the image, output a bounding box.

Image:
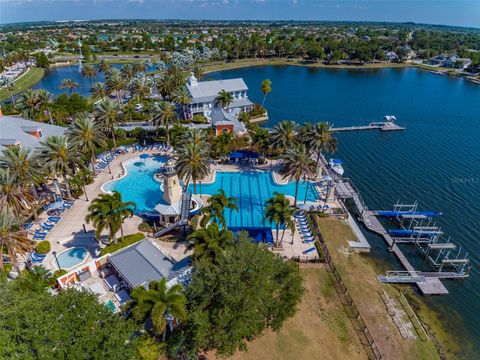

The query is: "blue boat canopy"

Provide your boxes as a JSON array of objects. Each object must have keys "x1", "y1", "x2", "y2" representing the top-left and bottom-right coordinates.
[{"x1": 331, "y1": 159, "x2": 343, "y2": 165}]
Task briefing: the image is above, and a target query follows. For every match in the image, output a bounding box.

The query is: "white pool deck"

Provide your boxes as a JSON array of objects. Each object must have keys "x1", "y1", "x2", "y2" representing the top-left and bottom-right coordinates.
[{"x1": 36, "y1": 148, "x2": 342, "y2": 270}]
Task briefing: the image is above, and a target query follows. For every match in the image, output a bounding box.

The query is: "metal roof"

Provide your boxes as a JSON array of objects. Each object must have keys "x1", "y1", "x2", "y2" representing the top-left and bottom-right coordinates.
[
  {"x1": 187, "y1": 78, "x2": 248, "y2": 103},
  {"x1": 108, "y1": 239, "x2": 191, "y2": 289},
  {"x1": 0, "y1": 115, "x2": 66, "y2": 151}
]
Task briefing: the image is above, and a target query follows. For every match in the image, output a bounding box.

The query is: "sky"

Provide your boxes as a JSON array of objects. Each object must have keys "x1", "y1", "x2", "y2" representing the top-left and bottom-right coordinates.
[{"x1": 1, "y1": 0, "x2": 479, "y2": 28}]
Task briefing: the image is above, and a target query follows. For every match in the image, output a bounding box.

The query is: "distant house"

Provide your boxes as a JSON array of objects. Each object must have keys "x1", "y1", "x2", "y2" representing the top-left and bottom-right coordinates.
[
  {"x1": 385, "y1": 51, "x2": 398, "y2": 62},
  {"x1": 428, "y1": 54, "x2": 471, "y2": 69},
  {"x1": 0, "y1": 110, "x2": 66, "y2": 152},
  {"x1": 185, "y1": 74, "x2": 253, "y2": 135}
]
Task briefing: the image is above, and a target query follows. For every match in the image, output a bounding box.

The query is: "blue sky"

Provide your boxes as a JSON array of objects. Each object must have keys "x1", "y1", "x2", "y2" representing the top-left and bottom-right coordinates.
[{"x1": 1, "y1": 0, "x2": 479, "y2": 28}]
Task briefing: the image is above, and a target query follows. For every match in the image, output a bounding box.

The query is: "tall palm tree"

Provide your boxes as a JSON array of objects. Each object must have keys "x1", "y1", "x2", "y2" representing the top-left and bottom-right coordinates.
[
  {"x1": 187, "y1": 223, "x2": 233, "y2": 263},
  {"x1": 152, "y1": 102, "x2": 177, "y2": 145},
  {"x1": 15, "y1": 89, "x2": 39, "y2": 119},
  {"x1": 85, "y1": 191, "x2": 135, "y2": 243},
  {"x1": 214, "y1": 89, "x2": 233, "y2": 109},
  {"x1": 271, "y1": 120, "x2": 297, "y2": 152},
  {"x1": 105, "y1": 70, "x2": 126, "y2": 106},
  {"x1": 90, "y1": 82, "x2": 107, "y2": 101},
  {"x1": 132, "y1": 60, "x2": 146, "y2": 74},
  {"x1": 181, "y1": 127, "x2": 209, "y2": 147},
  {"x1": 80, "y1": 63, "x2": 97, "y2": 87},
  {"x1": 0, "y1": 146, "x2": 43, "y2": 188},
  {"x1": 0, "y1": 76, "x2": 15, "y2": 106},
  {"x1": 35, "y1": 136, "x2": 82, "y2": 200},
  {"x1": 200, "y1": 189, "x2": 238, "y2": 229},
  {"x1": 0, "y1": 209, "x2": 34, "y2": 272},
  {"x1": 0, "y1": 168, "x2": 34, "y2": 218},
  {"x1": 98, "y1": 59, "x2": 111, "y2": 74},
  {"x1": 305, "y1": 122, "x2": 337, "y2": 176},
  {"x1": 172, "y1": 86, "x2": 191, "y2": 121},
  {"x1": 260, "y1": 79, "x2": 272, "y2": 108},
  {"x1": 192, "y1": 65, "x2": 205, "y2": 81},
  {"x1": 129, "y1": 76, "x2": 151, "y2": 103},
  {"x1": 264, "y1": 192, "x2": 294, "y2": 247},
  {"x1": 127, "y1": 278, "x2": 187, "y2": 340},
  {"x1": 66, "y1": 114, "x2": 107, "y2": 173},
  {"x1": 35, "y1": 89, "x2": 52, "y2": 109},
  {"x1": 94, "y1": 100, "x2": 125, "y2": 148},
  {"x1": 175, "y1": 143, "x2": 210, "y2": 194},
  {"x1": 60, "y1": 79, "x2": 80, "y2": 95},
  {"x1": 156, "y1": 75, "x2": 176, "y2": 101},
  {"x1": 120, "y1": 64, "x2": 135, "y2": 81},
  {"x1": 280, "y1": 144, "x2": 316, "y2": 207}
]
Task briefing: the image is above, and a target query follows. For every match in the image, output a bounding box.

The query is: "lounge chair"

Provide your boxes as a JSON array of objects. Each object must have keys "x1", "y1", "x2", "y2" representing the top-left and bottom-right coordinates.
[{"x1": 302, "y1": 247, "x2": 316, "y2": 254}]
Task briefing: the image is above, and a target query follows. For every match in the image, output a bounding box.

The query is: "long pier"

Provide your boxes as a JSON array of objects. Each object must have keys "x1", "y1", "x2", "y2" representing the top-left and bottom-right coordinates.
[
  {"x1": 333, "y1": 177, "x2": 450, "y2": 295},
  {"x1": 330, "y1": 122, "x2": 405, "y2": 133}
]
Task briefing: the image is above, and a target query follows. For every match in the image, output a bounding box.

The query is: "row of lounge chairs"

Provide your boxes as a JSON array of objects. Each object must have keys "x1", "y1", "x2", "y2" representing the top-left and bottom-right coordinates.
[
  {"x1": 32, "y1": 200, "x2": 74, "y2": 240},
  {"x1": 294, "y1": 211, "x2": 316, "y2": 243}
]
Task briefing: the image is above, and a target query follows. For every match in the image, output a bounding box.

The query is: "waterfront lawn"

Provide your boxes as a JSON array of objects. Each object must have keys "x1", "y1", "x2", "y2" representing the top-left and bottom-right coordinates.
[
  {"x1": 211, "y1": 266, "x2": 365, "y2": 360},
  {"x1": 314, "y1": 217, "x2": 442, "y2": 360},
  {"x1": 0, "y1": 67, "x2": 45, "y2": 102}
]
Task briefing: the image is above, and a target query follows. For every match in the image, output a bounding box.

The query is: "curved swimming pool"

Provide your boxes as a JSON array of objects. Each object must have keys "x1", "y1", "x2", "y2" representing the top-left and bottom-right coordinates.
[{"x1": 56, "y1": 247, "x2": 88, "y2": 269}]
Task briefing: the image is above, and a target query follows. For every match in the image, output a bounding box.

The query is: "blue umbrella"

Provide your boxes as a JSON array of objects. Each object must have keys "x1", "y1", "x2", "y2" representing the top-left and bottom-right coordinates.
[{"x1": 139, "y1": 154, "x2": 150, "y2": 159}]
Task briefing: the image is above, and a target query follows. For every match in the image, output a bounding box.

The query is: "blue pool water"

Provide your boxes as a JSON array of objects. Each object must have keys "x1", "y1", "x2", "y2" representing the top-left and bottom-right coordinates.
[
  {"x1": 195, "y1": 171, "x2": 317, "y2": 228},
  {"x1": 56, "y1": 247, "x2": 87, "y2": 269},
  {"x1": 103, "y1": 155, "x2": 169, "y2": 213}
]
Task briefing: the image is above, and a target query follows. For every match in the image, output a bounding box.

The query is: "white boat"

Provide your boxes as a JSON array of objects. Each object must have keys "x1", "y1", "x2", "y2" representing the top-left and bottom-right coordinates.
[{"x1": 329, "y1": 158, "x2": 344, "y2": 176}]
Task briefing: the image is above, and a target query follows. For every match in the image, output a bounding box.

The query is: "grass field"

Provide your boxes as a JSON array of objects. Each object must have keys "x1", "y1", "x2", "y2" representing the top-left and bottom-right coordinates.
[
  {"x1": 0, "y1": 67, "x2": 45, "y2": 102},
  {"x1": 211, "y1": 265, "x2": 366, "y2": 360},
  {"x1": 313, "y1": 217, "x2": 448, "y2": 360}
]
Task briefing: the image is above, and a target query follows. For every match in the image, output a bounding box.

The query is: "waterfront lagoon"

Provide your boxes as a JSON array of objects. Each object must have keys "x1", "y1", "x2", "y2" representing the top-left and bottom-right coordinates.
[{"x1": 210, "y1": 65, "x2": 480, "y2": 356}]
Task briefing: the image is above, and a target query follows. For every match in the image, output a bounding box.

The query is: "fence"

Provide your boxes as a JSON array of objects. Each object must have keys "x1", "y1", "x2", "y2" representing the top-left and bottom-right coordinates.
[{"x1": 308, "y1": 213, "x2": 383, "y2": 360}]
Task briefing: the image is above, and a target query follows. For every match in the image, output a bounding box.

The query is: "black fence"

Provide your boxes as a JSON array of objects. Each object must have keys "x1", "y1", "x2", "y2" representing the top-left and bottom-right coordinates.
[{"x1": 308, "y1": 213, "x2": 383, "y2": 360}]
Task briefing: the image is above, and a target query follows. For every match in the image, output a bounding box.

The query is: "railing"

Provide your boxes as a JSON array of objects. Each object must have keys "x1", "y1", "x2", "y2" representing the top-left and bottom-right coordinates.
[{"x1": 309, "y1": 213, "x2": 383, "y2": 360}]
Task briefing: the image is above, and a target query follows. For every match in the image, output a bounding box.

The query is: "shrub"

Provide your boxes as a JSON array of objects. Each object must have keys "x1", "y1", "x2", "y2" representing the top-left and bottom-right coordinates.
[
  {"x1": 248, "y1": 104, "x2": 266, "y2": 118},
  {"x1": 100, "y1": 233, "x2": 145, "y2": 256},
  {"x1": 138, "y1": 221, "x2": 153, "y2": 233},
  {"x1": 2, "y1": 264, "x2": 12, "y2": 275},
  {"x1": 35, "y1": 241, "x2": 51, "y2": 255},
  {"x1": 53, "y1": 269, "x2": 67, "y2": 278},
  {"x1": 192, "y1": 114, "x2": 208, "y2": 124}
]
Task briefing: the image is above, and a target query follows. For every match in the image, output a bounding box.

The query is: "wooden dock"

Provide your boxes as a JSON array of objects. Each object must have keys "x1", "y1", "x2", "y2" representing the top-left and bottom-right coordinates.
[{"x1": 331, "y1": 123, "x2": 405, "y2": 132}]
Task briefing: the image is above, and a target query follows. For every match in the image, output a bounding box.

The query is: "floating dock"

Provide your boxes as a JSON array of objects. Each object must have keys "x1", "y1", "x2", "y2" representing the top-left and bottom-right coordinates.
[{"x1": 330, "y1": 122, "x2": 405, "y2": 133}]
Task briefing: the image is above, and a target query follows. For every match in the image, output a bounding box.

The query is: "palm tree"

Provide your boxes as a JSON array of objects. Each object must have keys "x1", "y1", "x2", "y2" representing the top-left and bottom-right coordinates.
[
  {"x1": 15, "y1": 89, "x2": 39, "y2": 119},
  {"x1": 152, "y1": 102, "x2": 177, "y2": 145},
  {"x1": 94, "y1": 100, "x2": 125, "y2": 148},
  {"x1": 121, "y1": 64, "x2": 135, "y2": 81},
  {"x1": 264, "y1": 192, "x2": 294, "y2": 247},
  {"x1": 80, "y1": 63, "x2": 97, "y2": 87},
  {"x1": 0, "y1": 146, "x2": 43, "y2": 187},
  {"x1": 260, "y1": 79, "x2": 272, "y2": 107},
  {"x1": 0, "y1": 76, "x2": 15, "y2": 106},
  {"x1": 200, "y1": 189, "x2": 238, "y2": 229},
  {"x1": 127, "y1": 278, "x2": 187, "y2": 340},
  {"x1": 85, "y1": 191, "x2": 135, "y2": 243},
  {"x1": 214, "y1": 89, "x2": 233, "y2": 109},
  {"x1": 172, "y1": 86, "x2": 191, "y2": 121},
  {"x1": 35, "y1": 136, "x2": 82, "y2": 200},
  {"x1": 280, "y1": 144, "x2": 316, "y2": 207},
  {"x1": 271, "y1": 120, "x2": 297, "y2": 152},
  {"x1": 0, "y1": 168, "x2": 34, "y2": 218},
  {"x1": 129, "y1": 76, "x2": 151, "y2": 103},
  {"x1": 105, "y1": 70, "x2": 126, "y2": 106},
  {"x1": 187, "y1": 223, "x2": 233, "y2": 263},
  {"x1": 156, "y1": 75, "x2": 176, "y2": 101},
  {"x1": 175, "y1": 143, "x2": 210, "y2": 194},
  {"x1": 192, "y1": 65, "x2": 205, "y2": 81},
  {"x1": 305, "y1": 122, "x2": 337, "y2": 176},
  {"x1": 66, "y1": 114, "x2": 107, "y2": 173},
  {"x1": 132, "y1": 60, "x2": 146, "y2": 74},
  {"x1": 35, "y1": 89, "x2": 52, "y2": 109},
  {"x1": 98, "y1": 59, "x2": 111, "y2": 74},
  {"x1": 0, "y1": 209, "x2": 34, "y2": 272},
  {"x1": 91, "y1": 82, "x2": 107, "y2": 101},
  {"x1": 60, "y1": 79, "x2": 79, "y2": 95},
  {"x1": 181, "y1": 127, "x2": 209, "y2": 147}
]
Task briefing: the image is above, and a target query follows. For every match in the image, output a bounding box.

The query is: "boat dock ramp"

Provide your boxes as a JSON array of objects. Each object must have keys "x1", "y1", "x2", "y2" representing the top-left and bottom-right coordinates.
[
  {"x1": 332, "y1": 178, "x2": 470, "y2": 295},
  {"x1": 330, "y1": 122, "x2": 405, "y2": 133}
]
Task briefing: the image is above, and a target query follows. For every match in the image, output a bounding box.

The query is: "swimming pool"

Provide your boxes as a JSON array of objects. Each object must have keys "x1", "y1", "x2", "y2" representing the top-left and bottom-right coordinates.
[
  {"x1": 102, "y1": 154, "x2": 169, "y2": 213},
  {"x1": 194, "y1": 171, "x2": 318, "y2": 228},
  {"x1": 56, "y1": 247, "x2": 88, "y2": 269}
]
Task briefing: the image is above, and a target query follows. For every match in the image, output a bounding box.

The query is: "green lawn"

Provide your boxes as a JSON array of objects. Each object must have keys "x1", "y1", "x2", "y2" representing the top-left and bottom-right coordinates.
[{"x1": 0, "y1": 67, "x2": 45, "y2": 102}]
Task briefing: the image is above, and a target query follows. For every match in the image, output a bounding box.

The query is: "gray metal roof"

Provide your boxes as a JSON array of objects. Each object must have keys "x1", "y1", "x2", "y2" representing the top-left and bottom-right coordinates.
[
  {"x1": 108, "y1": 239, "x2": 191, "y2": 289},
  {"x1": 0, "y1": 115, "x2": 66, "y2": 151},
  {"x1": 210, "y1": 108, "x2": 246, "y2": 133},
  {"x1": 187, "y1": 78, "x2": 248, "y2": 104}
]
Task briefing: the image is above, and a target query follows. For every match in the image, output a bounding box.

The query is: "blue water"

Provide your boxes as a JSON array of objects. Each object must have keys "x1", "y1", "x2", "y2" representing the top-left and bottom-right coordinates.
[
  {"x1": 195, "y1": 171, "x2": 317, "y2": 228},
  {"x1": 210, "y1": 65, "x2": 480, "y2": 356},
  {"x1": 103, "y1": 155, "x2": 169, "y2": 213},
  {"x1": 56, "y1": 247, "x2": 87, "y2": 269},
  {"x1": 32, "y1": 63, "x2": 157, "y2": 97}
]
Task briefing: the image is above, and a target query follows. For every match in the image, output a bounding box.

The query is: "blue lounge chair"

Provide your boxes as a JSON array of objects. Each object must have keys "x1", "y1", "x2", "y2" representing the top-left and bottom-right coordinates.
[{"x1": 303, "y1": 247, "x2": 316, "y2": 254}]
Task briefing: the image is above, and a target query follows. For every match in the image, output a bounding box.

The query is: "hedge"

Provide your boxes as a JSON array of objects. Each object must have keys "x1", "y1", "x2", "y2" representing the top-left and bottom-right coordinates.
[
  {"x1": 35, "y1": 241, "x2": 51, "y2": 255},
  {"x1": 100, "y1": 233, "x2": 145, "y2": 256}
]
